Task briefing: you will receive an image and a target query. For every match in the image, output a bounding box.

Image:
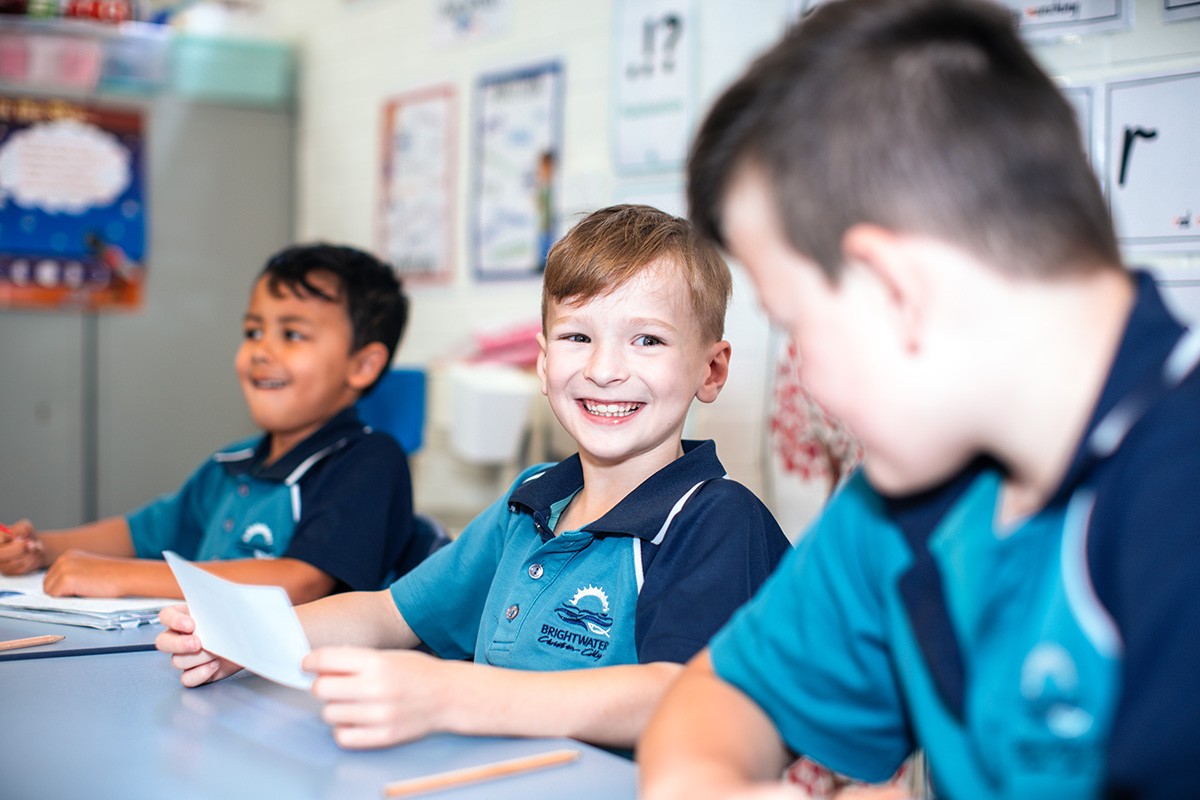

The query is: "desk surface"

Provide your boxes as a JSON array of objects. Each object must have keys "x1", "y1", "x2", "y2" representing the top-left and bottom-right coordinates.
[
  {"x1": 0, "y1": 650, "x2": 638, "y2": 800},
  {"x1": 0, "y1": 614, "x2": 160, "y2": 660}
]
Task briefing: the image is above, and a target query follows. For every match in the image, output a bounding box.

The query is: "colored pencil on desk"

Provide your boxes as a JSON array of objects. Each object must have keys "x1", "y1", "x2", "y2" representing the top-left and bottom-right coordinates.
[
  {"x1": 382, "y1": 748, "x2": 581, "y2": 797},
  {"x1": 0, "y1": 634, "x2": 65, "y2": 652}
]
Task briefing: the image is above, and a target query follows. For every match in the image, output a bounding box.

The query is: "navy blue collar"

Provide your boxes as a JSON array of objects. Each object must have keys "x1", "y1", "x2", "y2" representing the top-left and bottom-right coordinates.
[
  {"x1": 217, "y1": 406, "x2": 368, "y2": 482},
  {"x1": 893, "y1": 270, "x2": 1189, "y2": 722},
  {"x1": 508, "y1": 440, "x2": 726, "y2": 541},
  {"x1": 1047, "y1": 269, "x2": 1187, "y2": 505}
]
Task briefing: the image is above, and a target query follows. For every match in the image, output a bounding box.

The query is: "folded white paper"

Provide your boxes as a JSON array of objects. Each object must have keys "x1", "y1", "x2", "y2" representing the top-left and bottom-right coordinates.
[
  {"x1": 0, "y1": 571, "x2": 172, "y2": 629},
  {"x1": 164, "y1": 551, "x2": 313, "y2": 690}
]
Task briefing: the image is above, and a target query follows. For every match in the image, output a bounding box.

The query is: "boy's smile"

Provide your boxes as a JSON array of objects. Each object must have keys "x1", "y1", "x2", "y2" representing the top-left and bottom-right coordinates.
[
  {"x1": 538, "y1": 258, "x2": 729, "y2": 477},
  {"x1": 236, "y1": 272, "x2": 367, "y2": 464}
]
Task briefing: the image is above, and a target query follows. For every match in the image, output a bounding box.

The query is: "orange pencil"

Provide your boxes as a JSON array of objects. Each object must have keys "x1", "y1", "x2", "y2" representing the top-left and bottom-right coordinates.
[
  {"x1": 382, "y1": 748, "x2": 581, "y2": 798},
  {"x1": 0, "y1": 634, "x2": 65, "y2": 652}
]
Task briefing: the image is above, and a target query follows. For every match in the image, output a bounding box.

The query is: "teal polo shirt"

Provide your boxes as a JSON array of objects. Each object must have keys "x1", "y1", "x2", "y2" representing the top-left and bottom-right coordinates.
[
  {"x1": 710, "y1": 273, "x2": 1200, "y2": 798},
  {"x1": 391, "y1": 439, "x2": 790, "y2": 669},
  {"x1": 127, "y1": 407, "x2": 415, "y2": 591}
]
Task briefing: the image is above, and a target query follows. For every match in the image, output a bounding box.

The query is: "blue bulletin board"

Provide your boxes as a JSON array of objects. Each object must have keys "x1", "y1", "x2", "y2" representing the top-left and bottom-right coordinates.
[{"x1": 0, "y1": 96, "x2": 147, "y2": 311}]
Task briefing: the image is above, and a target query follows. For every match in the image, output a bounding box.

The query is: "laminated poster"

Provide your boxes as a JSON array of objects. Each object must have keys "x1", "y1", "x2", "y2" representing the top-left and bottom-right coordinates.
[
  {"x1": 379, "y1": 85, "x2": 456, "y2": 283},
  {"x1": 473, "y1": 61, "x2": 563, "y2": 281},
  {"x1": 0, "y1": 96, "x2": 147, "y2": 311}
]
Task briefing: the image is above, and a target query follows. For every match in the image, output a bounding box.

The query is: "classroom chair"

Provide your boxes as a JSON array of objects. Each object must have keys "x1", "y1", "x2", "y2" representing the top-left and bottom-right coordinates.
[
  {"x1": 357, "y1": 367, "x2": 427, "y2": 455},
  {"x1": 386, "y1": 512, "x2": 452, "y2": 586}
]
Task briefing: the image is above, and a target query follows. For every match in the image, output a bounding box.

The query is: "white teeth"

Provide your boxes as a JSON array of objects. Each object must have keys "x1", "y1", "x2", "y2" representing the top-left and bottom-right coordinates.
[
  {"x1": 254, "y1": 379, "x2": 287, "y2": 389},
  {"x1": 583, "y1": 401, "x2": 641, "y2": 417}
]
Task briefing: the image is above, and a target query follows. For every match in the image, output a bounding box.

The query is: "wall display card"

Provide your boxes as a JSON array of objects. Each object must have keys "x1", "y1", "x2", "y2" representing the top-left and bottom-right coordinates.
[
  {"x1": 473, "y1": 61, "x2": 563, "y2": 280},
  {"x1": 1163, "y1": 0, "x2": 1200, "y2": 22},
  {"x1": 791, "y1": 0, "x2": 1131, "y2": 39},
  {"x1": 1106, "y1": 71, "x2": 1200, "y2": 250},
  {"x1": 378, "y1": 85, "x2": 456, "y2": 283},
  {"x1": 434, "y1": 0, "x2": 513, "y2": 45},
  {"x1": 613, "y1": 0, "x2": 697, "y2": 173},
  {"x1": 0, "y1": 96, "x2": 146, "y2": 310},
  {"x1": 1060, "y1": 84, "x2": 1098, "y2": 171}
]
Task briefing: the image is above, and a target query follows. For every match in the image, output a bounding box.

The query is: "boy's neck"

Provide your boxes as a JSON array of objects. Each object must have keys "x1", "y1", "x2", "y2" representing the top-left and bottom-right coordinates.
[
  {"x1": 556, "y1": 442, "x2": 687, "y2": 533},
  {"x1": 990, "y1": 267, "x2": 1135, "y2": 524}
]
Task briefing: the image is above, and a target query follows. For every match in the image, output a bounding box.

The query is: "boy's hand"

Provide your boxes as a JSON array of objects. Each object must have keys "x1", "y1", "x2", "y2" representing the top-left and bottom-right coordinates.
[
  {"x1": 306, "y1": 647, "x2": 450, "y2": 749},
  {"x1": 42, "y1": 549, "x2": 129, "y2": 597},
  {"x1": 156, "y1": 604, "x2": 245, "y2": 687},
  {"x1": 0, "y1": 520, "x2": 45, "y2": 575}
]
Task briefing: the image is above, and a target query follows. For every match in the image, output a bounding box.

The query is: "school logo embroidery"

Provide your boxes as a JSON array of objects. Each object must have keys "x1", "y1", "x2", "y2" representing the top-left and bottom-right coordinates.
[
  {"x1": 1013, "y1": 642, "x2": 1097, "y2": 775},
  {"x1": 241, "y1": 522, "x2": 275, "y2": 559},
  {"x1": 537, "y1": 585, "x2": 614, "y2": 662}
]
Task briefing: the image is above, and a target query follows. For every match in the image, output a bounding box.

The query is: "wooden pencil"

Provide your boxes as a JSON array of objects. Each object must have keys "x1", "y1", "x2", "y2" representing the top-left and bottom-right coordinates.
[
  {"x1": 0, "y1": 634, "x2": 65, "y2": 652},
  {"x1": 382, "y1": 747, "x2": 581, "y2": 798}
]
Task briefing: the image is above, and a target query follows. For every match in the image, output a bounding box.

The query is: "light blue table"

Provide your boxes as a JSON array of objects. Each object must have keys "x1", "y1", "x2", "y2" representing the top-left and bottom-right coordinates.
[
  {"x1": 0, "y1": 614, "x2": 161, "y2": 660},
  {"x1": 0, "y1": 650, "x2": 638, "y2": 800}
]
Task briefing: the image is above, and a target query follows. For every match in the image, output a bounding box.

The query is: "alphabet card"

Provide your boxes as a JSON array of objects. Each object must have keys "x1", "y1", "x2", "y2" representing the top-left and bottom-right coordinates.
[
  {"x1": 1106, "y1": 70, "x2": 1200, "y2": 251},
  {"x1": 613, "y1": 0, "x2": 697, "y2": 173}
]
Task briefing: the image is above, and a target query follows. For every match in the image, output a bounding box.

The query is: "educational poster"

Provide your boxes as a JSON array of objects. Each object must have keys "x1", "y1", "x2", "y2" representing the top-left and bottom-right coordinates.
[
  {"x1": 1105, "y1": 71, "x2": 1200, "y2": 250},
  {"x1": 434, "y1": 0, "x2": 513, "y2": 45},
  {"x1": 0, "y1": 96, "x2": 146, "y2": 311},
  {"x1": 790, "y1": 0, "x2": 1131, "y2": 38},
  {"x1": 473, "y1": 61, "x2": 563, "y2": 280},
  {"x1": 1163, "y1": 0, "x2": 1200, "y2": 22},
  {"x1": 378, "y1": 85, "x2": 456, "y2": 283},
  {"x1": 613, "y1": 0, "x2": 697, "y2": 173}
]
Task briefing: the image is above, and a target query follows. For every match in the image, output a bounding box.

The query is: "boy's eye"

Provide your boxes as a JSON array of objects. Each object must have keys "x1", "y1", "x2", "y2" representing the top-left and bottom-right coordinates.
[
  {"x1": 633, "y1": 335, "x2": 663, "y2": 347},
  {"x1": 243, "y1": 328, "x2": 262, "y2": 341},
  {"x1": 284, "y1": 329, "x2": 306, "y2": 342},
  {"x1": 560, "y1": 333, "x2": 590, "y2": 343}
]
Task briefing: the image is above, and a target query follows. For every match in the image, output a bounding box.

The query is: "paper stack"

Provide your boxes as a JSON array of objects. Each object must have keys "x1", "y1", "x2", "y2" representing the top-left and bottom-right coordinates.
[{"x1": 0, "y1": 572, "x2": 174, "y2": 630}]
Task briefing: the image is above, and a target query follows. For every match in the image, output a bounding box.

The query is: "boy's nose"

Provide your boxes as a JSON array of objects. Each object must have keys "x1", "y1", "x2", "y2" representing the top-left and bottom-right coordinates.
[{"x1": 584, "y1": 342, "x2": 628, "y2": 385}]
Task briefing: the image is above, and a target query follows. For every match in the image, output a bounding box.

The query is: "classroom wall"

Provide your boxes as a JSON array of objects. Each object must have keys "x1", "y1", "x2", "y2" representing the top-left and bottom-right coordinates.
[{"x1": 257, "y1": 0, "x2": 1199, "y2": 533}]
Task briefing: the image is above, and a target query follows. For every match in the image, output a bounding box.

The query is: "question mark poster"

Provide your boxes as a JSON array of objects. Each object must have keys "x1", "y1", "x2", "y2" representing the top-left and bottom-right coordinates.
[
  {"x1": 0, "y1": 96, "x2": 146, "y2": 311},
  {"x1": 473, "y1": 60, "x2": 563, "y2": 281},
  {"x1": 614, "y1": 0, "x2": 696, "y2": 173}
]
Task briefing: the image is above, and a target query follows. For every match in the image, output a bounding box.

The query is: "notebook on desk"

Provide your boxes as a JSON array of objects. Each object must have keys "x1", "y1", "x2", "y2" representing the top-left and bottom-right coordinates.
[{"x1": 0, "y1": 572, "x2": 174, "y2": 630}]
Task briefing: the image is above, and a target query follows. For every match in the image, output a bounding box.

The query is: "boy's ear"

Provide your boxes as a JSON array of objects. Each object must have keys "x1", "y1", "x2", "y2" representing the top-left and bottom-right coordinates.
[
  {"x1": 535, "y1": 331, "x2": 550, "y2": 397},
  {"x1": 695, "y1": 340, "x2": 732, "y2": 404},
  {"x1": 347, "y1": 342, "x2": 390, "y2": 391},
  {"x1": 841, "y1": 224, "x2": 924, "y2": 353}
]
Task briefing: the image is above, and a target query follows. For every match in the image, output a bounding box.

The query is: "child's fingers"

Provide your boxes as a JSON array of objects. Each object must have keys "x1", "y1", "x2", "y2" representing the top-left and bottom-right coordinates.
[
  {"x1": 181, "y1": 659, "x2": 223, "y2": 688},
  {"x1": 331, "y1": 722, "x2": 406, "y2": 750},
  {"x1": 157, "y1": 604, "x2": 194, "y2": 632},
  {"x1": 320, "y1": 698, "x2": 398, "y2": 726},
  {"x1": 303, "y1": 645, "x2": 377, "y2": 675}
]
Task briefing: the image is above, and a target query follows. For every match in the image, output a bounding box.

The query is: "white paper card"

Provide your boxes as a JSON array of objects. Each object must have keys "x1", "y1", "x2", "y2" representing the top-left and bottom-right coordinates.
[{"x1": 164, "y1": 552, "x2": 313, "y2": 690}]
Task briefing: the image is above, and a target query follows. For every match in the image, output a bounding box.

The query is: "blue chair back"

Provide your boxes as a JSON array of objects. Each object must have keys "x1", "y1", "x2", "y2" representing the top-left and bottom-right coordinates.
[
  {"x1": 385, "y1": 513, "x2": 452, "y2": 586},
  {"x1": 357, "y1": 367, "x2": 426, "y2": 455}
]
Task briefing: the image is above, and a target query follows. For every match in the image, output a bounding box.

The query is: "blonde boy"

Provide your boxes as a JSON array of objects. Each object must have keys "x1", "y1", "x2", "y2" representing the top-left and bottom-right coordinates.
[{"x1": 157, "y1": 205, "x2": 789, "y2": 750}]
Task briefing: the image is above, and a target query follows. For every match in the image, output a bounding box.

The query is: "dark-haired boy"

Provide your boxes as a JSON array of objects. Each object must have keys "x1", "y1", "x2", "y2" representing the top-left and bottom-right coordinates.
[
  {"x1": 156, "y1": 204, "x2": 790, "y2": 752},
  {"x1": 0, "y1": 244, "x2": 417, "y2": 604},
  {"x1": 639, "y1": 0, "x2": 1200, "y2": 797}
]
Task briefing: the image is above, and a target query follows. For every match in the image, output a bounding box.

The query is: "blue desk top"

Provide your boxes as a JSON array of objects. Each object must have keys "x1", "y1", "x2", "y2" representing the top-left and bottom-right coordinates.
[{"x1": 0, "y1": 650, "x2": 638, "y2": 799}]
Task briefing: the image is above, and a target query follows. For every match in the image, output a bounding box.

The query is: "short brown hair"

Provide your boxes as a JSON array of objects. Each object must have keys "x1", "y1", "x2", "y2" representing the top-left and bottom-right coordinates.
[
  {"x1": 542, "y1": 204, "x2": 732, "y2": 342},
  {"x1": 688, "y1": 0, "x2": 1120, "y2": 279}
]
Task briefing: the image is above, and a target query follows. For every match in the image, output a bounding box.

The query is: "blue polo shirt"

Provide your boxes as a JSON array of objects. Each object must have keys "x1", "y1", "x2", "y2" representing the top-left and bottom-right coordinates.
[
  {"x1": 391, "y1": 439, "x2": 790, "y2": 669},
  {"x1": 127, "y1": 407, "x2": 415, "y2": 591},
  {"x1": 710, "y1": 272, "x2": 1200, "y2": 798}
]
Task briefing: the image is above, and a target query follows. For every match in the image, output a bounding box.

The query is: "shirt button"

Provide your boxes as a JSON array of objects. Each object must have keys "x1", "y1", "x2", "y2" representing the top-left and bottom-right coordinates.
[
  {"x1": 528, "y1": 563, "x2": 544, "y2": 579},
  {"x1": 238, "y1": 484, "x2": 250, "y2": 497},
  {"x1": 505, "y1": 604, "x2": 520, "y2": 621},
  {"x1": 223, "y1": 519, "x2": 234, "y2": 532}
]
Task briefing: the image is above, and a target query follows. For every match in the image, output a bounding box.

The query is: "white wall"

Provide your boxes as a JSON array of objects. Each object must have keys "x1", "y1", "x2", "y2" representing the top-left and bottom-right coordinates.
[{"x1": 252, "y1": 0, "x2": 1200, "y2": 532}]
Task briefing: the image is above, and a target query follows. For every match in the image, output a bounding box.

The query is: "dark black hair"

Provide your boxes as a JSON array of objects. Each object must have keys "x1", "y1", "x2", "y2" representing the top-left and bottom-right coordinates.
[
  {"x1": 688, "y1": 0, "x2": 1120, "y2": 278},
  {"x1": 260, "y1": 243, "x2": 408, "y2": 396}
]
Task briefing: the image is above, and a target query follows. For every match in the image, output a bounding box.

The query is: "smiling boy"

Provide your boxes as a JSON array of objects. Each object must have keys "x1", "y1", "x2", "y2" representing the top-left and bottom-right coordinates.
[
  {"x1": 0, "y1": 244, "x2": 417, "y2": 603},
  {"x1": 156, "y1": 204, "x2": 790, "y2": 751}
]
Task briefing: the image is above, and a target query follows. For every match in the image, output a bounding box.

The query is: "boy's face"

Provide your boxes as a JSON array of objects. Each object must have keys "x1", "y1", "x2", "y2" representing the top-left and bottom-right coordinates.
[
  {"x1": 236, "y1": 272, "x2": 375, "y2": 459},
  {"x1": 721, "y1": 165, "x2": 966, "y2": 496},
  {"x1": 537, "y1": 258, "x2": 730, "y2": 472}
]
